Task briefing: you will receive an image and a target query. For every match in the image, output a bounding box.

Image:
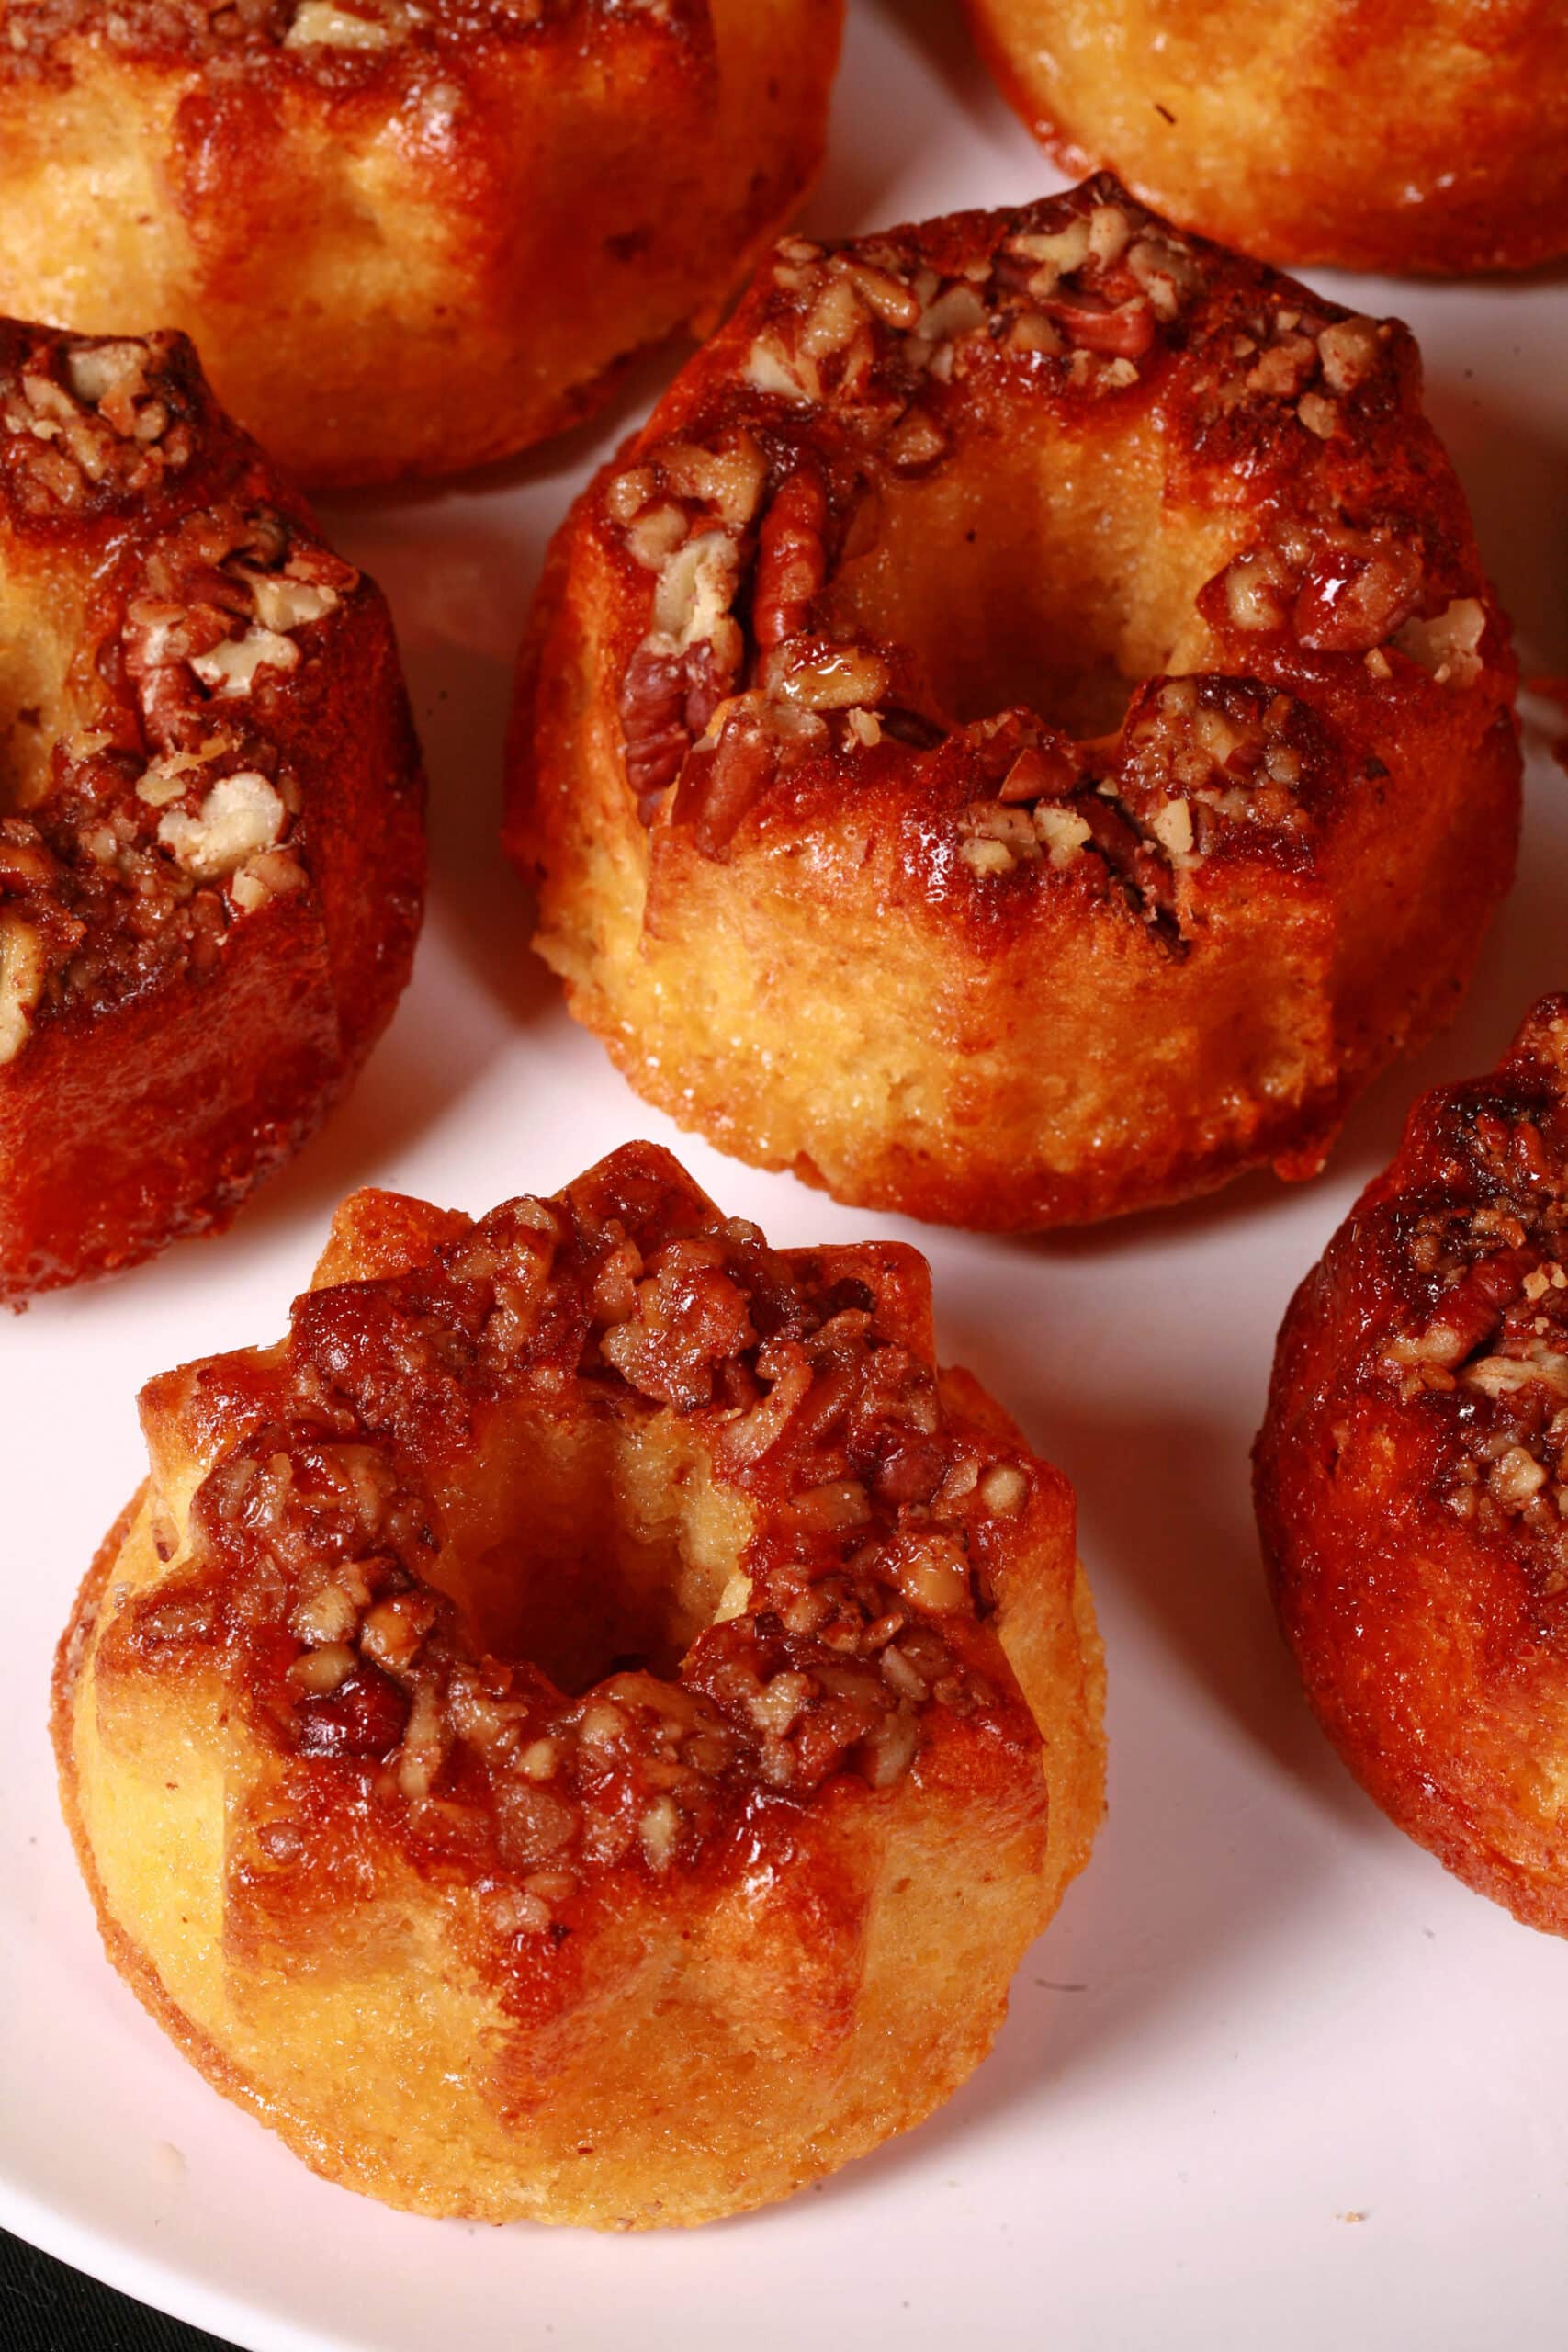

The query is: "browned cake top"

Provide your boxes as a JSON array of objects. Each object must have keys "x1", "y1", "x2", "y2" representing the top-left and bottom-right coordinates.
[
  {"x1": 585, "y1": 175, "x2": 1502, "y2": 948},
  {"x1": 1340, "y1": 1001, "x2": 1568, "y2": 1616},
  {"x1": 105, "y1": 1147, "x2": 1055, "y2": 2002},
  {"x1": 1259, "y1": 1001, "x2": 1568, "y2": 1672},
  {"x1": 0, "y1": 324, "x2": 366, "y2": 1054},
  {"x1": 0, "y1": 0, "x2": 696, "y2": 79}
]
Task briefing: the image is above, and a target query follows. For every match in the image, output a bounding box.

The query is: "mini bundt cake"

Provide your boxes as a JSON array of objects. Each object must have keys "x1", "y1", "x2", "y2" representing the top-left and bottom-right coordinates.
[
  {"x1": 508, "y1": 176, "x2": 1520, "y2": 1230},
  {"x1": 54, "y1": 1143, "x2": 1105, "y2": 2227},
  {"x1": 1257, "y1": 1000, "x2": 1568, "y2": 1934},
  {"x1": 0, "y1": 0, "x2": 844, "y2": 487},
  {"x1": 962, "y1": 0, "x2": 1568, "y2": 276},
  {"x1": 0, "y1": 320, "x2": 423, "y2": 1304}
]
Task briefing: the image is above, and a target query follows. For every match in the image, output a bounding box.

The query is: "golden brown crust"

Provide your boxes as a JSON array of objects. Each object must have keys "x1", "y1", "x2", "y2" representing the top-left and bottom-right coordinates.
[
  {"x1": 962, "y1": 0, "x2": 1568, "y2": 276},
  {"x1": 0, "y1": 318, "x2": 424, "y2": 1303},
  {"x1": 506, "y1": 178, "x2": 1521, "y2": 1230},
  {"x1": 53, "y1": 1143, "x2": 1104, "y2": 2226},
  {"x1": 54, "y1": 1492, "x2": 274, "y2": 2143},
  {"x1": 0, "y1": 0, "x2": 843, "y2": 486},
  {"x1": 1255, "y1": 999, "x2": 1568, "y2": 1933}
]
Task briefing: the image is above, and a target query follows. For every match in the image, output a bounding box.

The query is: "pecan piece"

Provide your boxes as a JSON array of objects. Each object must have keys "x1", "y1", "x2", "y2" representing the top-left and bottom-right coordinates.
[
  {"x1": 754, "y1": 466, "x2": 828, "y2": 649},
  {"x1": 1292, "y1": 537, "x2": 1424, "y2": 655},
  {"x1": 296, "y1": 1662, "x2": 411, "y2": 1760},
  {"x1": 620, "y1": 645, "x2": 690, "y2": 806},
  {"x1": 1041, "y1": 291, "x2": 1155, "y2": 360},
  {"x1": 670, "y1": 709, "x2": 778, "y2": 858}
]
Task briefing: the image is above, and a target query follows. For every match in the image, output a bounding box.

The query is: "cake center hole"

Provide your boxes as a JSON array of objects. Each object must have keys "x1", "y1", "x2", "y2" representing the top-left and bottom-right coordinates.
[
  {"x1": 0, "y1": 570, "x2": 95, "y2": 815},
  {"x1": 820, "y1": 413, "x2": 1247, "y2": 741},
  {"x1": 424, "y1": 1402, "x2": 752, "y2": 1696}
]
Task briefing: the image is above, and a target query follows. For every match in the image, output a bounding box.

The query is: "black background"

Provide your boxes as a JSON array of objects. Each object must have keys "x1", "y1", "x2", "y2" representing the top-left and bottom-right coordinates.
[{"x1": 1, "y1": 2229, "x2": 237, "y2": 2352}]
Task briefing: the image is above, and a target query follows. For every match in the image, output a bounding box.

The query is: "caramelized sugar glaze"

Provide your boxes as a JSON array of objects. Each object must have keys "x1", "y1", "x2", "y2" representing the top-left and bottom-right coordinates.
[
  {"x1": 1258, "y1": 1003, "x2": 1568, "y2": 1932},
  {"x1": 56, "y1": 1147, "x2": 1105, "y2": 2224},
  {"x1": 512, "y1": 177, "x2": 1519, "y2": 1229},
  {"x1": 0, "y1": 320, "x2": 423, "y2": 1301}
]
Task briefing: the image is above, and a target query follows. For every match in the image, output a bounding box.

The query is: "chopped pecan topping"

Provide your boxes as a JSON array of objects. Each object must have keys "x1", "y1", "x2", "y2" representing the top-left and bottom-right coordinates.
[
  {"x1": 1396, "y1": 598, "x2": 1487, "y2": 688},
  {"x1": 0, "y1": 329, "x2": 197, "y2": 513},
  {"x1": 0, "y1": 336, "x2": 361, "y2": 1050},
  {"x1": 595, "y1": 172, "x2": 1493, "y2": 954},
  {"x1": 937, "y1": 675, "x2": 1324, "y2": 946},
  {"x1": 0, "y1": 0, "x2": 634, "y2": 76},
  {"x1": 125, "y1": 502, "x2": 354, "y2": 748},
  {"x1": 116, "y1": 1148, "x2": 1043, "y2": 1939},
  {"x1": 1376, "y1": 1007, "x2": 1568, "y2": 1596}
]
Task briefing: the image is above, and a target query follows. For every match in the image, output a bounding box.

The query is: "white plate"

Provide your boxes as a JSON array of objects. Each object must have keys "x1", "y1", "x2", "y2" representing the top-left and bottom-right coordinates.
[{"x1": 6, "y1": 5, "x2": 1568, "y2": 2346}]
